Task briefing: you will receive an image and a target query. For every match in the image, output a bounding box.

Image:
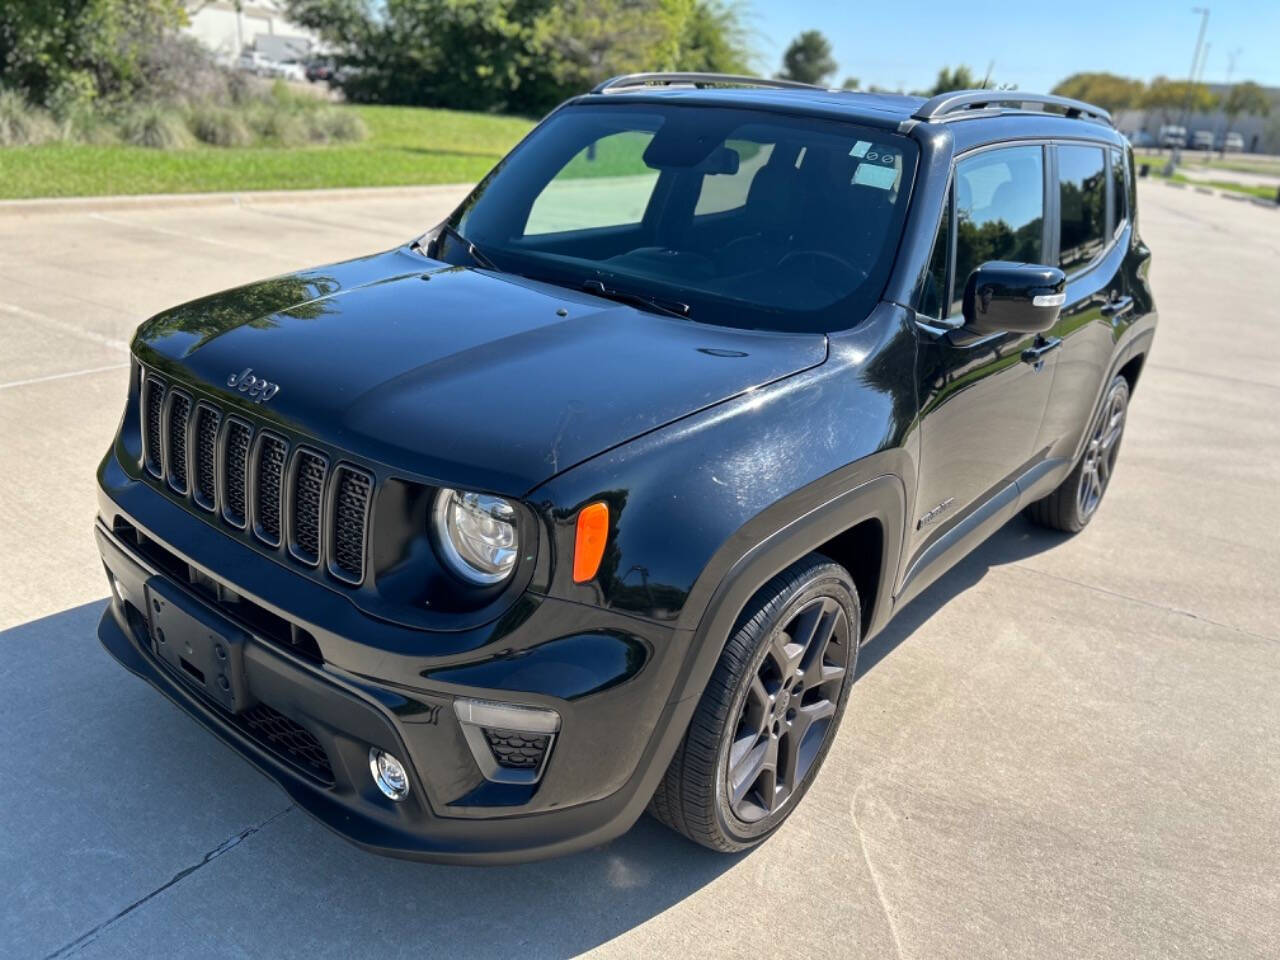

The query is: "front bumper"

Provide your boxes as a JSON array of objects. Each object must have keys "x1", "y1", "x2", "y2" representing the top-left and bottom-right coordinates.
[{"x1": 95, "y1": 452, "x2": 697, "y2": 864}]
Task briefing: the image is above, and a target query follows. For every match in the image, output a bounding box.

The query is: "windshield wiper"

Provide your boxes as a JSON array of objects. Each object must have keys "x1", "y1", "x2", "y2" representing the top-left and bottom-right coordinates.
[
  {"x1": 425, "y1": 223, "x2": 498, "y2": 271},
  {"x1": 580, "y1": 279, "x2": 691, "y2": 320}
]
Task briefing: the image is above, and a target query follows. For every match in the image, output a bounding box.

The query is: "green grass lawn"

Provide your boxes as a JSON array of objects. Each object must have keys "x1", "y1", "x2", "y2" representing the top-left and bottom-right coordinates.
[{"x1": 0, "y1": 105, "x2": 535, "y2": 200}]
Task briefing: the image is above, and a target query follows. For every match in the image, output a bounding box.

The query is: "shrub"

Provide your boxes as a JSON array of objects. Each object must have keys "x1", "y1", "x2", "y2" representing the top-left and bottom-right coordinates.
[
  {"x1": 118, "y1": 105, "x2": 193, "y2": 149},
  {"x1": 305, "y1": 107, "x2": 368, "y2": 144},
  {"x1": 58, "y1": 103, "x2": 121, "y2": 145},
  {"x1": 189, "y1": 106, "x2": 253, "y2": 147},
  {"x1": 247, "y1": 103, "x2": 309, "y2": 146},
  {"x1": 0, "y1": 89, "x2": 58, "y2": 145}
]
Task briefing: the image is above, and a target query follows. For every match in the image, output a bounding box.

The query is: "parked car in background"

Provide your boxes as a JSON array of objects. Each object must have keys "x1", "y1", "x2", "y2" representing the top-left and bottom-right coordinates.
[
  {"x1": 94, "y1": 76, "x2": 1156, "y2": 863},
  {"x1": 273, "y1": 59, "x2": 308, "y2": 83},
  {"x1": 1159, "y1": 124, "x2": 1187, "y2": 149},
  {"x1": 1191, "y1": 130, "x2": 1214, "y2": 151},
  {"x1": 235, "y1": 51, "x2": 271, "y2": 76},
  {"x1": 1124, "y1": 130, "x2": 1155, "y2": 148},
  {"x1": 1221, "y1": 132, "x2": 1245, "y2": 153},
  {"x1": 306, "y1": 58, "x2": 337, "y2": 84}
]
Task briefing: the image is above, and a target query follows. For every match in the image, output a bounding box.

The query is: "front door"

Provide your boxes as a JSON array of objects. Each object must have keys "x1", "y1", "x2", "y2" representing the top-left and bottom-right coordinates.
[{"x1": 904, "y1": 144, "x2": 1056, "y2": 598}]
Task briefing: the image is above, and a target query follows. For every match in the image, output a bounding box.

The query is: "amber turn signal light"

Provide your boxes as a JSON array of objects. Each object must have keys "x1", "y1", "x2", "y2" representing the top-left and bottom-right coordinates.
[{"x1": 573, "y1": 502, "x2": 609, "y2": 583}]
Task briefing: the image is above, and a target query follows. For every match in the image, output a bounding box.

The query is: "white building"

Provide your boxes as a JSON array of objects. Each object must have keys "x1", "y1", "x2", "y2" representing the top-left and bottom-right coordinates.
[{"x1": 184, "y1": 1, "x2": 320, "y2": 64}]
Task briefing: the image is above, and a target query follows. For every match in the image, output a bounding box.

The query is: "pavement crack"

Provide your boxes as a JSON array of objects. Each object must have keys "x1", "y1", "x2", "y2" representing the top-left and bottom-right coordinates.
[
  {"x1": 851, "y1": 785, "x2": 907, "y2": 960},
  {"x1": 1007, "y1": 564, "x2": 1278, "y2": 645},
  {"x1": 42, "y1": 805, "x2": 294, "y2": 960}
]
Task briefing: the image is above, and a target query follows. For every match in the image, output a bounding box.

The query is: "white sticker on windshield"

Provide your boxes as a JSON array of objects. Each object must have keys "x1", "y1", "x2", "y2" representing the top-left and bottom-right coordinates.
[{"x1": 849, "y1": 140, "x2": 872, "y2": 158}]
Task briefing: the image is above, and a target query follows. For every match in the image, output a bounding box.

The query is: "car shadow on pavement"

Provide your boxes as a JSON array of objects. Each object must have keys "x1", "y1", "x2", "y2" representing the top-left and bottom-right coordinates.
[
  {"x1": 4, "y1": 517, "x2": 1067, "y2": 958},
  {"x1": 856, "y1": 515, "x2": 1071, "y2": 678}
]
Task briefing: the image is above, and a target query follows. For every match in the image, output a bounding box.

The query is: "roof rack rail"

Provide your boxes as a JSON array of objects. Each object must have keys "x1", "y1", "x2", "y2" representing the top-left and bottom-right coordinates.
[
  {"x1": 592, "y1": 72, "x2": 826, "y2": 95},
  {"x1": 912, "y1": 90, "x2": 1112, "y2": 125}
]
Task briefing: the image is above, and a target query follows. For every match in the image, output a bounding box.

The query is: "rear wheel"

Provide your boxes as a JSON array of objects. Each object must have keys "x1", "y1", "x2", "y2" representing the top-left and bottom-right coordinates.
[
  {"x1": 649, "y1": 554, "x2": 859, "y2": 851},
  {"x1": 1026, "y1": 374, "x2": 1130, "y2": 533}
]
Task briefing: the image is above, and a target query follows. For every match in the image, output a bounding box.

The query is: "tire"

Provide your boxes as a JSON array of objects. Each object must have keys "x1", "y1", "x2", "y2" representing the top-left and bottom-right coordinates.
[
  {"x1": 648, "y1": 554, "x2": 860, "y2": 852},
  {"x1": 1026, "y1": 374, "x2": 1130, "y2": 533}
]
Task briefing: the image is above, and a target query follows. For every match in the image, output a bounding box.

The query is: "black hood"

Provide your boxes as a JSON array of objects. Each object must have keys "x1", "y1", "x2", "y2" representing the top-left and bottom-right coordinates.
[{"x1": 133, "y1": 247, "x2": 827, "y2": 494}]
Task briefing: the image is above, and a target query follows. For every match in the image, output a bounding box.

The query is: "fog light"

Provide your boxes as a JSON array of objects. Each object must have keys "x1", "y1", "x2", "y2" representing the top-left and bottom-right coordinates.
[{"x1": 368, "y1": 747, "x2": 410, "y2": 801}]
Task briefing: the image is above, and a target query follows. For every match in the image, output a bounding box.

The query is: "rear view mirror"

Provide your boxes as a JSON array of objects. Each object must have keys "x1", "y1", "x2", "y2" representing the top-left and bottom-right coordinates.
[{"x1": 962, "y1": 261, "x2": 1066, "y2": 334}]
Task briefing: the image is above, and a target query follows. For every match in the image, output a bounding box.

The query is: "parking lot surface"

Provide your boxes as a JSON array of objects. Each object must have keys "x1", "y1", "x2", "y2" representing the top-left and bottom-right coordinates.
[{"x1": 1, "y1": 183, "x2": 1277, "y2": 959}]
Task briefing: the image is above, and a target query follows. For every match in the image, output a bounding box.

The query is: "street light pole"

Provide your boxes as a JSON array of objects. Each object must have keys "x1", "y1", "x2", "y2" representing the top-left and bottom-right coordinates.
[{"x1": 1178, "y1": 6, "x2": 1210, "y2": 132}]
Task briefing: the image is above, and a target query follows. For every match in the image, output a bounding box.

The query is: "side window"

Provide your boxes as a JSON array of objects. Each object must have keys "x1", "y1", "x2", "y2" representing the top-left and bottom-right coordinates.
[
  {"x1": 919, "y1": 187, "x2": 950, "y2": 319},
  {"x1": 525, "y1": 131, "x2": 660, "y2": 235},
  {"x1": 694, "y1": 141, "x2": 775, "y2": 215},
  {"x1": 1110, "y1": 147, "x2": 1127, "y2": 232},
  {"x1": 952, "y1": 146, "x2": 1045, "y2": 316},
  {"x1": 1058, "y1": 144, "x2": 1107, "y2": 273}
]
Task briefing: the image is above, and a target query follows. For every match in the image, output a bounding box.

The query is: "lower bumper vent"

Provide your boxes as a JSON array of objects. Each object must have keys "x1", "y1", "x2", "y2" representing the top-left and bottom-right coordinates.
[
  {"x1": 483, "y1": 729, "x2": 551, "y2": 770},
  {"x1": 239, "y1": 703, "x2": 334, "y2": 784}
]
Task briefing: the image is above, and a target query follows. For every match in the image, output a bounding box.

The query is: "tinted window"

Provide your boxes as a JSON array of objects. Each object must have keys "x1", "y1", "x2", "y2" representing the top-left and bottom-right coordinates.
[
  {"x1": 952, "y1": 146, "x2": 1044, "y2": 315},
  {"x1": 694, "y1": 141, "x2": 775, "y2": 215},
  {"x1": 1110, "y1": 146, "x2": 1127, "y2": 232},
  {"x1": 919, "y1": 188, "x2": 950, "y2": 319},
  {"x1": 452, "y1": 104, "x2": 919, "y2": 333},
  {"x1": 1058, "y1": 145, "x2": 1107, "y2": 272},
  {"x1": 526, "y1": 131, "x2": 660, "y2": 235}
]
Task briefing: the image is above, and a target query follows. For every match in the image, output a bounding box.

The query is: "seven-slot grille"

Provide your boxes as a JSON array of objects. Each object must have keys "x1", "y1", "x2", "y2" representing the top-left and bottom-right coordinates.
[
  {"x1": 288, "y1": 449, "x2": 327, "y2": 565},
  {"x1": 139, "y1": 373, "x2": 372, "y2": 586},
  {"x1": 253, "y1": 433, "x2": 287, "y2": 546},
  {"x1": 165, "y1": 391, "x2": 192, "y2": 494}
]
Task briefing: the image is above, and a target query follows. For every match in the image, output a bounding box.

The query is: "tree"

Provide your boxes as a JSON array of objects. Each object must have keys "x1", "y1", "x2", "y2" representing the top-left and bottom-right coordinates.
[
  {"x1": 672, "y1": 1, "x2": 754, "y2": 75},
  {"x1": 840, "y1": 76, "x2": 859, "y2": 90},
  {"x1": 1141, "y1": 76, "x2": 1217, "y2": 122},
  {"x1": 1051, "y1": 72, "x2": 1145, "y2": 114},
  {"x1": 1223, "y1": 81, "x2": 1271, "y2": 123},
  {"x1": 285, "y1": 0, "x2": 754, "y2": 114},
  {"x1": 922, "y1": 65, "x2": 988, "y2": 97},
  {"x1": 777, "y1": 30, "x2": 835, "y2": 86},
  {"x1": 0, "y1": 0, "x2": 187, "y2": 112}
]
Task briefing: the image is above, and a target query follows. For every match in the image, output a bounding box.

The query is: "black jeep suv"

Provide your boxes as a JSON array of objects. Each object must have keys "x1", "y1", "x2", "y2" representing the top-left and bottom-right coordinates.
[{"x1": 95, "y1": 74, "x2": 1155, "y2": 862}]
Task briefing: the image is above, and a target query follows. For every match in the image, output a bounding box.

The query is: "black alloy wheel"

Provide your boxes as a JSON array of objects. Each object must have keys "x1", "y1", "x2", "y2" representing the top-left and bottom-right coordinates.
[{"x1": 649, "y1": 554, "x2": 860, "y2": 851}]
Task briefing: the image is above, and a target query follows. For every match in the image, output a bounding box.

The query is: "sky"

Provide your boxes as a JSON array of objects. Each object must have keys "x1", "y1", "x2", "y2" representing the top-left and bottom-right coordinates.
[{"x1": 750, "y1": 0, "x2": 1280, "y2": 94}]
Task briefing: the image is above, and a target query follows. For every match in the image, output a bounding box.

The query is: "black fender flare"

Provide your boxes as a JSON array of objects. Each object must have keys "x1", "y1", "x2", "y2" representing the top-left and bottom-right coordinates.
[{"x1": 668, "y1": 471, "x2": 906, "y2": 706}]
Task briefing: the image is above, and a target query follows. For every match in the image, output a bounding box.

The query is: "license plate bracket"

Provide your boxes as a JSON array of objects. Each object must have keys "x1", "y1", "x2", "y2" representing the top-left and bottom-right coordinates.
[{"x1": 145, "y1": 577, "x2": 253, "y2": 714}]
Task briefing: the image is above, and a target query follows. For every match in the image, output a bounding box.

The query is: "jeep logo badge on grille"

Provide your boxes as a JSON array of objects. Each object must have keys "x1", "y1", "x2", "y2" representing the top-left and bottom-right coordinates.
[{"x1": 227, "y1": 367, "x2": 280, "y2": 403}]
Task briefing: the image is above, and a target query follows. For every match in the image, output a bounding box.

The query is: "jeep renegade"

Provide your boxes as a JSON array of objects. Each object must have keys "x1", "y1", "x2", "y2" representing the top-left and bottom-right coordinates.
[{"x1": 95, "y1": 74, "x2": 1156, "y2": 862}]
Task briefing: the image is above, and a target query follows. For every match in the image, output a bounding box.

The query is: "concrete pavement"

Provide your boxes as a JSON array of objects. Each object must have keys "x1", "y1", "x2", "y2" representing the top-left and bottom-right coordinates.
[{"x1": 1, "y1": 184, "x2": 1277, "y2": 958}]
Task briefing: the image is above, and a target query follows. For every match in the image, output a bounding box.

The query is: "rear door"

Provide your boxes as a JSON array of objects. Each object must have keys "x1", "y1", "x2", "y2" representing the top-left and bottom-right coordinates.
[{"x1": 1035, "y1": 141, "x2": 1132, "y2": 464}]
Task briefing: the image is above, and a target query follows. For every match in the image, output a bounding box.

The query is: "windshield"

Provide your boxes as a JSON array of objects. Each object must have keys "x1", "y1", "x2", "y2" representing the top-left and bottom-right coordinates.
[{"x1": 440, "y1": 103, "x2": 918, "y2": 332}]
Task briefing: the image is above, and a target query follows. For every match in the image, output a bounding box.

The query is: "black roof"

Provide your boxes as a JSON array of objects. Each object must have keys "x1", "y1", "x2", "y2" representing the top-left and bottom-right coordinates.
[{"x1": 578, "y1": 74, "x2": 1120, "y2": 147}]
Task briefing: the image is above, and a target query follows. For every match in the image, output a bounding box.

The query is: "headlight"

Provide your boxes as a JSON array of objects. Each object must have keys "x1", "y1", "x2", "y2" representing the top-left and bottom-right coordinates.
[{"x1": 432, "y1": 488, "x2": 519, "y2": 585}]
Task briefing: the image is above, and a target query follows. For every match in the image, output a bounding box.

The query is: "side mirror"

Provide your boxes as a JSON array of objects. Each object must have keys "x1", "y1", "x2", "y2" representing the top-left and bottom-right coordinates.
[{"x1": 962, "y1": 261, "x2": 1066, "y2": 335}]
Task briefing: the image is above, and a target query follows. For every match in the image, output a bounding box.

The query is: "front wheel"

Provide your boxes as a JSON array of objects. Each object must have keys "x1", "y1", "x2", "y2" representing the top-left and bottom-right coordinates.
[
  {"x1": 649, "y1": 554, "x2": 859, "y2": 852},
  {"x1": 1026, "y1": 374, "x2": 1130, "y2": 533}
]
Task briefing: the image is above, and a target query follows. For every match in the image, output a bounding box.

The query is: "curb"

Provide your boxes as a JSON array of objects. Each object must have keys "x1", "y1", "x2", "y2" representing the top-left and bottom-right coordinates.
[
  {"x1": 1146, "y1": 176, "x2": 1279, "y2": 209},
  {"x1": 0, "y1": 183, "x2": 473, "y2": 218}
]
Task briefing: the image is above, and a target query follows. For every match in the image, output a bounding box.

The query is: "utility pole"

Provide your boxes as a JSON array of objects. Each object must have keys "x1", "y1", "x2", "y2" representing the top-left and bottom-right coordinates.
[
  {"x1": 1218, "y1": 47, "x2": 1243, "y2": 155},
  {"x1": 1178, "y1": 6, "x2": 1210, "y2": 133}
]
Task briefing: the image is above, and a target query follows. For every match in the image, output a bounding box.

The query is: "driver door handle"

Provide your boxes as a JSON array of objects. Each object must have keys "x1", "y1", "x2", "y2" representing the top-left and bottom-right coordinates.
[{"x1": 1021, "y1": 336, "x2": 1062, "y2": 367}]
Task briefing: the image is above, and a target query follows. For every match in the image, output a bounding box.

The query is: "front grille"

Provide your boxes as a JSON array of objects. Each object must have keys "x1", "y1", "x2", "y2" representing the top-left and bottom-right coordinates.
[
  {"x1": 253, "y1": 433, "x2": 288, "y2": 546},
  {"x1": 166, "y1": 391, "x2": 193, "y2": 494},
  {"x1": 484, "y1": 729, "x2": 551, "y2": 770},
  {"x1": 221, "y1": 419, "x2": 252, "y2": 528},
  {"x1": 239, "y1": 704, "x2": 334, "y2": 783},
  {"x1": 142, "y1": 376, "x2": 165, "y2": 477},
  {"x1": 329, "y1": 466, "x2": 372, "y2": 584},
  {"x1": 192, "y1": 404, "x2": 221, "y2": 511},
  {"x1": 289, "y1": 449, "x2": 327, "y2": 565},
  {"x1": 136, "y1": 368, "x2": 374, "y2": 586}
]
